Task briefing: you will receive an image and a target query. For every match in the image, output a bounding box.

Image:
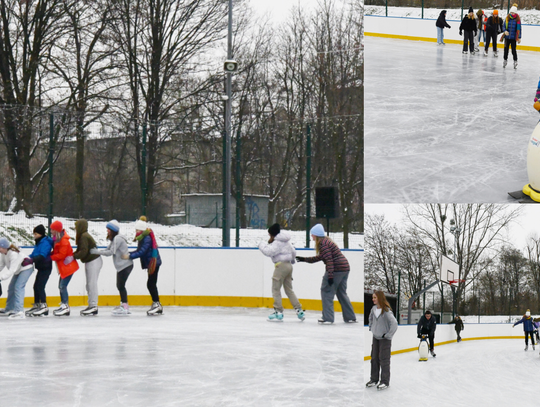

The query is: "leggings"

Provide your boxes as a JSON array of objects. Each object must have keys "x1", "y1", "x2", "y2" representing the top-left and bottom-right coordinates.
[
  {"x1": 504, "y1": 39, "x2": 517, "y2": 61},
  {"x1": 116, "y1": 264, "x2": 134, "y2": 303},
  {"x1": 484, "y1": 30, "x2": 498, "y2": 51},
  {"x1": 147, "y1": 265, "x2": 160, "y2": 303},
  {"x1": 525, "y1": 331, "x2": 535, "y2": 345},
  {"x1": 34, "y1": 267, "x2": 52, "y2": 303}
]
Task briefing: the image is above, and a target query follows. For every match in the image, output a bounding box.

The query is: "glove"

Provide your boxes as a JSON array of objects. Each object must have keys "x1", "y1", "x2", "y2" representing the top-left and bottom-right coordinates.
[
  {"x1": 459, "y1": 30, "x2": 462, "y2": 36},
  {"x1": 295, "y1": 256, "x2": 305, "y2": 262},
  {"x1": 328, "y1": 277, "x2": 334, "y2": 286},
  {"x1": 64, "y1": 256, "x2": 74, "y2": 265},
  {"x1": 21, "y1": 257, "x2": 33, "y2": 267}
]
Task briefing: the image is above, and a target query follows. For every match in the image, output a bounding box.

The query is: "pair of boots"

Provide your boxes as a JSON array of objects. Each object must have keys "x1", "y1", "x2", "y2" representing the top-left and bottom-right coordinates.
[
  {"x1": 268, "y1": 308, "x2": 305, "y2": 321},
  {"x1": 26, "y1": 303, "x2": 49, "y2": 317}
]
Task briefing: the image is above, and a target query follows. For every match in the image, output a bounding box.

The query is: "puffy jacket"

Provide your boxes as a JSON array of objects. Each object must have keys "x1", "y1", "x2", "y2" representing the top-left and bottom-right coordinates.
[
  {"x1": 303, "y1": 237, "x2": 350, "y2": 278},
  {"x1": 92, "y1": 234, "x2": 132, "y2": 272},
  {"x1": 486, "y1": 16, "x2": 503, "y2": 34},
  {"x1": 73, "y1": 219, "x2": 100, "y2": 263},
  {"x1": 258, "y1": 231, "x2": 296, "y2": 264},
  {"x1": 417, "y1": 315, "x2": 437, "y2": 336},
  {"x1": 504, "y1": 13, "x2": 521, "y2": 40},
  {"x1": 449, "y1": 316, "x2": 464, "y2": 332},
  {"x1": 129, "y1": 234, "x2": 162, "y2": 270},
  {"x1": 369, "y1": 305, "x2": 398, "y2": 340},
  {"x1": 50, "y1": 232, "x2": 79, "y2": 279},
  {"x1": 435, "y1": 11, "x2": 451, "y2": 29},
  {"x1": 459, "y1": 15, "x2": 477, "y2": 33},
  {"x1": 29, "y1": 236, "x2": 53, "y2": 271},
  {"x1": 514, "y1": 316, "x2": 535, "y2": 331},
  {"x1": 0, "y1": 249, "x2": 34, "y2": 281}
]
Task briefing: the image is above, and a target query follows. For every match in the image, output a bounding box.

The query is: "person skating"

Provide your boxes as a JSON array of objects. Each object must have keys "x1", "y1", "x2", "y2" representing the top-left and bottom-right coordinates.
[
  {"x1": 366, "y1": 290, "x2": 398, "y2": 391},
  {"x1": 417, "y1": 310, "x2": 437, "y2": 356},
  {"x1": 49, "y1": 221, "x2": 79, "y2": 316},
  {"x1": 435, "y1": 10, "x2": 451, "y2": 45},
  {"x1": 534, "y1": 77, "x2": 540, "y2": 112},
  {"x1": 122, "y1": 216, "x2": 163, "y2": 316},
  {"x1": 295, "y1": 223, "x2": 356, "y2": 324},
  {"x1": 0, "y1": 237, "x2": 35, "y2": 319},
  {"x1": 24, "y1": 225, "x2": 54, "y2": 317},
  {"x1": 449, "y1": 315, "x2": 465, "y2": 342},
  {"x1": 513, "y1": 309, "x2": 535, "y2": 350},
  {"x1": 500, "y1": 4, "x2": 521, "y2": 69},
  {"x1": 91, "y1": 220, "x2": 134, "y2": 316},
  {"x1": 258, "y1": 223, "x2": 305, "y2": 321},
  {"x1": 476, "y1": 9, "x2": 486, "y2": 51},
  {"x1": 459, "y1": 7, "x2": 477, "y2": 54},
  {"x1": 484, "y1": 10, "x2": 503, "y2": 56},
  {"x1": 73, "y1": 219, "x2": 102, "y2": 316}
]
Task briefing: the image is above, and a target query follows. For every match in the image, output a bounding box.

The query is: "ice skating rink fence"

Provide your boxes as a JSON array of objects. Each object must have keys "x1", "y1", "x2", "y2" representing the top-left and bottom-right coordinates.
[
  {"x1": 0, "y1": 247, "x2": 363, "y2": 313},
  {"x1": 365, "y1": 15, "x2": 540, "y2": 51},
  {"x1": 364, "y1": 322, "x2": 525, "y2": 360}
]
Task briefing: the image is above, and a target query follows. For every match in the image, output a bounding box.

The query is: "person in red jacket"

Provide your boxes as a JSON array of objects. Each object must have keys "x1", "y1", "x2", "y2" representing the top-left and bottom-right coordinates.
[{"x1": 49, "y1": 220, "x2": 79, "y2": 316}]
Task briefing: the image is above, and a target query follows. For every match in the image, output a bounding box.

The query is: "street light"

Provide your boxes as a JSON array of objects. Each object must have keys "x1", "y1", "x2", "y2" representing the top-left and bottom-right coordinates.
[{"x1": 449, "y1": 219, "x2": 462, "y2": 319}]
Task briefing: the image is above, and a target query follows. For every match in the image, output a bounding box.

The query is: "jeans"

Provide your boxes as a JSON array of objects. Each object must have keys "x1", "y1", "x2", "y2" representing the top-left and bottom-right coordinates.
[
  {"x1": 59, "y1": 274, "x2": 73, "y2": 304},
  {"x1": 477, "y1": 29, "x2": 486, "y2": 43},
  {"x1": 436, "y1": 27, "x2": 444, "y2": 44},
  {"x1": 6, "y1": 267, "x2": 34, "y2": 312},
  {"x1": 320, "y1": 271, "x2": 356, "y2": 322}
]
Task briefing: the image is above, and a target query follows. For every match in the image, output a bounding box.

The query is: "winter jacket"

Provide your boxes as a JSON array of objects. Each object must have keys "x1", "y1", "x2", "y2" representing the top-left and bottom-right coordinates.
[
  {"x1": 504, "y1": 13, "x2": 521, "y2": 40},
  {"x1": 258, "y1": 231, "x2": 296, "y2": 264},
  {"x1": 449, "y1": 316, "x2": 464, "y2": 332},
  {"x1": 129, "y1": 234, "x2": 162, "y2": 270},
  {"x1": 0, "y1": 249, "x2": 34, "y2": 281},
  {"x1": 486, "y1": 16, "x2": 503, "y2": 34},
  {"x1": 50, "y1": 232, "x2": 79, "y2": 279},
  {"x1": 460, "y1": 15, "x2": 477, "y2": 33},
  {"x1": 417, "y1": 315, "x2": 437, "y2": 336},
  {"x1": 476, "y1": 10, "x2": 485, "y2": 30},
  {"x1": 514, "y1": 316, "x2": 535, "y2": 331},
  {"x1": 73, "y1": 219, "x2": 100, "y2": 263},
  {"x1": 91, "y1": 234, "x2": 133, "y2": 272},
  {"x1": 29, "y1": 236, "x2": 53, "y2": 271},
  {"x1": 435, "y1": 11, "x2": 451, "y2": 29},
  {"x1": 303, "y1": 237, "x2": 349, "y2": 278},
  {"x1": 369, "y1": 305, "x2": 398, "y2": 340}
]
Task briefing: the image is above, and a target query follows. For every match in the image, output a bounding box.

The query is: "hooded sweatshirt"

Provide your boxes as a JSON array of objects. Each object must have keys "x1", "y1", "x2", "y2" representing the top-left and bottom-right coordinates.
[
  {"x1": 73, "y1": 219, "x2": 100, "y2": 263},
  {"x1": 0, "y1": 249, "x2": 34, "y2": 281},
  {"x1": 258, "y1": 231, "x2": 296, "y2": 264},
  {"x1": 92, "y1": 234, "x2": 133, "y2": 271},
  {"x1": 369, "y1": 305, "x2": 398, "y2": 340}
]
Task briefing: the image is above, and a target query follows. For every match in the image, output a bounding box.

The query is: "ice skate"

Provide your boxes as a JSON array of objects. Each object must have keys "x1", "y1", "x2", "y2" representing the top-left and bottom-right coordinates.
[
  {"x1": 26, "y1": 303, "x2": 40, "y2": 316},
  {"x1": 430, "y1": 349, "x2": 436, "y2": 357},
  {"x1": 366, "y1": 381, "x2": 377, "y2": 388},
  {"x1": 8, "y1": 311, "x2": 25, "y2": 319},
  {"x1": 494, "y1": 51, "x2": 498, "y2": 57},
  {"x1": 147, "y1": 302, "x2": 163, "y2": 316},
  {"x1": 317, "y1": 319, "x2": 333, "y2": 324},
  {"x1": 525, "y1": 345, "x2": 528, "y2": 351},
  {"x1": 345, "y1": 319, "x2": 358, "y2": 323},
  {"x1": 534, "y1": 345, "x2": 536, "y2": 350},
  {"x1": 503, "y1": 59, "x2": 507, "y2": 68},
  {"x1": 377, "y1": 383, "x2": 388, "y2": 391},
  {"x1": 0, "y1": 308, "x2": 15, "y2": 317},
  {"x1": 484, "y1": 50, "x2": 488, "y2": 56},
  {"x1": 296, "y1": 309, "x2": 305, "y2": 321},
  {"x1": 474, "y1": 47, "x2": 479, "y2": 52},
  {"x1": 31, "y1": 303, "x2": 49, "y2": 317},
  {"x1": 471, "y1": 51, "x2": 476, "y2": 55},
  {"x1": 112, "y1": 303, "x2": 131, "y2": 316},
  {"x1": 268, "y1": 310, "x2": 283, "y2": 321},
  {"x1": 514, "y1": 61, "x2": 518, "y2": 69},
  {"x1": 53, "y1": 303, "x2": 70, "y2": 316},
  {"x1": 462, "y1": 51, "x2": 468, "y2": 54},
  {"x1": 80, "y1": 306, "x2": 98, "y2": 316}
]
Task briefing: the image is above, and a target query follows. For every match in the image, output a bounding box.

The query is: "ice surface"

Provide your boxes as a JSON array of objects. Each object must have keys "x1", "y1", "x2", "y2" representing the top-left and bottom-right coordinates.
[
  {"x1": 364, "y1": 338, "x2": 537, "y2": 406},
  {"x1": 365, "y1": 36, "x2": 540, "y2": 203},
  {"x1": 0, "y1": 306, "x2": 362, "y2": 407}
]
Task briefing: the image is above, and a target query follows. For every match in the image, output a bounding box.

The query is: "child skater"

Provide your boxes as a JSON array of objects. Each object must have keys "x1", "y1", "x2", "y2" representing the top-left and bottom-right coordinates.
[
  {"x1": 459, "y1": 7, "x2": 477, "y2": 54},
  {"x1": 500, "y1": 4, "x2": 521, "y2": 69},
  {"x1": 513, "y1": 309, "x2": 535, "y2": 350},
  {"x1": 49, "y1": 220, "x2": 79, "y2": 316},
  {"x1": 0, "y1": 237, "x2": 35, "y2": 319},
  {"x1": 258, "y1": 223, "x2": 305, "y2": 321},
  {"x1": 534, "y1": 77, "x2": 540, "y2": 112},
  {"x1": 91, "y1": 220, "x2": 134, "y2": 315},
  {"x1": 449, "y1": 314, "x2": 465, "y2": 342}
]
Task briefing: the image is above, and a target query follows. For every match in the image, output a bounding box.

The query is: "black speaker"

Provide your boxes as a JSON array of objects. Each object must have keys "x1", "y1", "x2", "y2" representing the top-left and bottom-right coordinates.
[{"x1": 315, "y1": 187, "x2": 339, "y2": 218}]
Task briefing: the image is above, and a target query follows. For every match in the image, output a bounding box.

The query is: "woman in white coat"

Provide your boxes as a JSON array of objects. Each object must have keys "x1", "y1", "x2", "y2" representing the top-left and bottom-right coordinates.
[
  {"x1": 259, "y1": 223, "x2": 305, "y2": 321},
  {"x1": 0, "y1": 237, "x2": 35, "y2": 319}
]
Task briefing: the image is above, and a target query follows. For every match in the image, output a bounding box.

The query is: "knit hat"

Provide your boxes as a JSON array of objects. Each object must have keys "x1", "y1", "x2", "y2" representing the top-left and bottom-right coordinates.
[
  {"x1": 106, "y1": 220, "x2": 120, "y2": 233},
  {"x1": 50, "y1": 220, "x2": 63, "y2": 232},
  {"x1": 493, "y1": 9, "x2": 498, "y2": 15},
  {"x1": 134, "y1": 216, "x2": 148, "y2": 231},
  {"x1": 33, "y1": 224, "x2": 46, "y2": 236},
  {"x1": 0, "y1": 237, "x2": 10, "y2": 249},
  {"x1": 468, "y1": 6, "x2": 473, "y2": 13},
  {"x1": 510, "y1": 4, "x2": 517, "y2": 13},
  {"x1": 268, "y1": 223, "x2": 281, "y2": 237},
  {"x1": 526, "y1": 309, "x2": 531, "y2": 316},
  {"x1": 310, "y1": 223, "x2": 326, "y2": 237}
]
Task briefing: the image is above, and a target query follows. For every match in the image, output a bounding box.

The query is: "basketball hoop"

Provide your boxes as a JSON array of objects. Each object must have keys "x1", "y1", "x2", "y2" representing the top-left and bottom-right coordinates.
[{"x1": 448, "y1": 279, "x2": 465, "y2": 286}]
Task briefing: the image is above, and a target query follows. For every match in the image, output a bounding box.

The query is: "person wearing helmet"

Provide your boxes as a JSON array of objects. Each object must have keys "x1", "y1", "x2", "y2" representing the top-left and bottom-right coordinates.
[{"x1": 484, "y1": 10, "x2": 503, "y2": 56}]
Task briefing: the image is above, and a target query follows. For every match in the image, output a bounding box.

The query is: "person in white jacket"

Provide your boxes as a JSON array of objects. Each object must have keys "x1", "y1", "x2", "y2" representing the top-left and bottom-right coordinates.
[
  {"x1": 0, "y1": 237, "x2": 35, "y2": 319},
  {"x1": 258, "y1": 223, "x2": 305, "y2": 321}
]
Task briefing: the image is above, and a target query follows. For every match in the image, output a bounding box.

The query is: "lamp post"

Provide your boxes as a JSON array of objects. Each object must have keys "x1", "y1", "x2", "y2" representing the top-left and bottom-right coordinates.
[{"x1": 449, "y1": 219, "x2": 462, "y2": 319}]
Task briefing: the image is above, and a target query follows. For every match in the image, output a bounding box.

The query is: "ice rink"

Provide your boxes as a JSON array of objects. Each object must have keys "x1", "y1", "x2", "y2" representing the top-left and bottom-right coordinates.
[
  {"x1": 0, "y1": 306, "x2": 362, "y2": 407},
  {"x1": 365, "y1": 36, "x2": 540, "y2": 203},
  {"x1": 364, "y1": 338, "x2": 538, "y2": 406}
]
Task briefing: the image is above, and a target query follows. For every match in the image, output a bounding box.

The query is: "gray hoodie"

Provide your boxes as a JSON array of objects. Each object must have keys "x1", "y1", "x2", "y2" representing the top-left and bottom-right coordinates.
[
  {"x1": 91, "y1": 234, "x2": 133, "y2": 271},
  {"x1": 369, "y1": 305, "x2": 398, "y2": 341}
]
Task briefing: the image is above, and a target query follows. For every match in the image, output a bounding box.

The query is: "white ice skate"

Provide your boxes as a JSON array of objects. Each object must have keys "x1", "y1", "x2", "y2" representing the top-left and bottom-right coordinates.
[
  {"x1": 366, "y1": 381, "x2": 377, "y2": 388},
  {"x1": 53, "y1": 303, "x2": 70, "y2": 316},
  {"x1": 377, "y1": 383, "x2": 388, "y2": 391},
  {"x1": 484, "y1": 50, "x2": 488, "y2": 56},
  {"x1": 147, "y1": 302, "x2": 163, "y2": 316},
  {"x1": 112, "y1": 303, "x2": 131, "y2": 316},
  {"x1": 80, "y1": 306, "x2": 98, "y2": 316},
  {"x1": 8, "y1": 311, "x2": 25, "y2": 319},
  {"x1": 296, "y1": 309, "x2": 305, "y2": 321},
  {"x1": 494, "y1": 51, "x2": 498, "y2": 57},
  {"x1": 503, "y1": 60, "x2": 508, "y2": 68},
  {"x1": 31, "y1": 303, "x2": 49, "y2": 317},
  {"x1": 514, "y1": 61, "x2": 518, "y2": 69}
]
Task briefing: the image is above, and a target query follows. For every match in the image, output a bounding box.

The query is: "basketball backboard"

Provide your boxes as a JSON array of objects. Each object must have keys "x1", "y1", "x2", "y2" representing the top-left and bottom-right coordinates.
[{"x1": 440, "y1": 255, "x2": 459, "y2": 286}]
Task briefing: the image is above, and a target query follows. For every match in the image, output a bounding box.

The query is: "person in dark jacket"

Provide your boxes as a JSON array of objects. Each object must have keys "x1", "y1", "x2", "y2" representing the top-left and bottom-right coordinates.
[
  {"x1": 459, "y1": 7, "x2": 477, "y2": 54},
  {"x1": 435, "y1": 10, "x2": 451, "y2": 45},
  {"x1": 417, "y1": 310, "x2": 437, "y2": 356},
  {"x1": 484, "y1": 10, "x2": 503, "y2": 56},
  {"x1": 449, "y1": 315, "x2": 465, "y2": 342},
  {"x1": 501, "y1": 4, "x2": 521, "y2": 68},
  {"x1": 513, "y1": 309, "x2": 535, "y2": 350}
]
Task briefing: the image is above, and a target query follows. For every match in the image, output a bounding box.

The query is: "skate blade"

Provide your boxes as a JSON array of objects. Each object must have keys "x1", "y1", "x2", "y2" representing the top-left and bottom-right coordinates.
[{"x1": 267, "y1": 319, "x2": 284, "y2": 322}]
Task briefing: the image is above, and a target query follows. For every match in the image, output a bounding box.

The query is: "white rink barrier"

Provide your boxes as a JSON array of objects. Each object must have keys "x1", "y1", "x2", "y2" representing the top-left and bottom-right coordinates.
[
  {"x1": 2, "y1": 247, "x2": 363, "y2": 313},
  {"x1": 365, "y1": 15, "x2": 540, "y2": 51},
  {"x1": 364, "y1": 322, "x2": 526, "y2": 360}
]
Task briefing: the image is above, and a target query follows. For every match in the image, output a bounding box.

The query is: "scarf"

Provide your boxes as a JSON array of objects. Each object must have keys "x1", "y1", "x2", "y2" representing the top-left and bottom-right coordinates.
[{"x1": 136, "y1": 229, "x2": 158, "y2": 275}]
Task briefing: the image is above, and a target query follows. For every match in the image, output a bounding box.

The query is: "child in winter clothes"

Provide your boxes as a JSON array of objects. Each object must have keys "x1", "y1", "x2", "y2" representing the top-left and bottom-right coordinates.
[
  {"x1": 476, "y1": 9, "x2": 486, "y2": 49},
  {"x1": 50, "y1": 220, "x2": 79, "y2": 316},
  {"x1": 0, "y1": 237, "x2": 35, "y2": 319},
  {"x1": 484, "y1": 10, "x2": 503, "y2": 56},
  {"x1": 259, "y1": 223, "x2": 305, "y2": 321},
  {"x1": 500, "y1": 4, "x2": 521, "y2": 68},
  {"x1": 366, "y1": 290, "x2": 398, "y2": 391},
  {"x1": 435, "y1": 10, "x2": 451, "y2": 45},
  {"x1": 513, "y1": 309, "x2": 536, "y2": 350},
  {"x1": 91, "y1": 220, "x2": 134, "y2": 315},
  {"x1": 460, "y1": 7, "x2": 478, "y2": 54},
  {"x1": 449, "y1": 315, "x2": 465, "y2": 342},
  {"x1": 534, "y1": 77, "x2": 540, "y2": 112},
  {"x1": 25, "y1": 224, "x2": 54, "y2": 317}
]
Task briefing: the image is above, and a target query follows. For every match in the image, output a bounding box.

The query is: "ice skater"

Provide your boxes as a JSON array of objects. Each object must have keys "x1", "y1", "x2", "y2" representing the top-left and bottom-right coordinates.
[
  {"x1": 484, "y1": 10, "x2": 503, "y2": 56},
  {"x1": 295, "y1": 223, "x2": 356, "y2": 324},
  {"x1": 534, "y1": 77, "x2": 540, "y2": 112},
  {"x1": 91, "y1": 220, "x2": 134, "y2": 316},
  {"x1": 435, "y1": 10, "x2": 451, "y2": 45},
  {"x1": 50, "y1": 220, "x2": 79, "y2": 316},
  {"x1": 366, "y1": 290, "x2": 398, "y2": 391},
  {"x1": 476, "y1": 9, "x2": 486, "y2": 51},
  {"x1": 258, "y1": 223, "x2": 305, "y2": 321},
  {"x1": 0, "y1": 237, "x2": 35, "y2": 319},
  {"x1": 417, "y1": 310, "x2": 437, "y2": 356},
  {"x1": 459, "y1": 7, "x2": 478, "y2": 54},
  {"x1": 74, "y1": 219, "x2": 102, "y2": 316},
  {"x1": 24, "y1": 225, "x2": 54, "y2": 317},
  {"x1": 122, "y1": 216, "x2": 163, "y2": 315},
  {"x1": 449, "y1": 315, "x2": 464, "y2": 342},
  {"x1": 513, "y1": 309, "x2": 535, "y2": 350},
  {"x1": 500, "y1": 4, "x2": 521, "y2": 69}
]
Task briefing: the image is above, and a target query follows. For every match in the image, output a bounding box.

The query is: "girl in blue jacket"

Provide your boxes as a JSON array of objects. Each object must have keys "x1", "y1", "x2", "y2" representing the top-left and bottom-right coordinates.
[
  {"x1": 513, "y1": 310, "x2": 536, "y2": 350},
  {"x1": 25, "y1": 225, "x2": 54, "y2": 317}
]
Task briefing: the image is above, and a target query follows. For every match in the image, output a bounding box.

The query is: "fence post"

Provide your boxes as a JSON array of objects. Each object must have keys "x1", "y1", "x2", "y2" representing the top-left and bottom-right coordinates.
[
  {"x1": 235, "y1": 127, "x2": 241, "y2": 247},
  {"x1": 305, "y1": 123, "x2": 312, "y2": 248},
  {"x1": 141, "y1": 122, "x2": 147, "y2": 216},
  {"x1": 48, "y1": 112, "x2": 54, "y2": 233}
]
